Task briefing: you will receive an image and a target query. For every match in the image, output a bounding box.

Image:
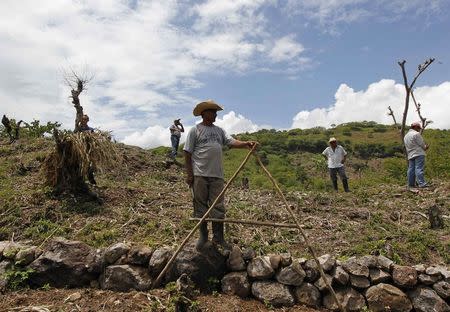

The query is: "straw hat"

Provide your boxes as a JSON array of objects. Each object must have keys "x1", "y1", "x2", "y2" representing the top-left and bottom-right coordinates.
[
  {"x1": 411, "y1": 122, "x2": 422, "y2": 129},
  {"x1": 193, "y1": 99, "x2": 223, "y2": 116},
  {"x1": 329, "y1": 137, "x2": 337, "y2": 143}
]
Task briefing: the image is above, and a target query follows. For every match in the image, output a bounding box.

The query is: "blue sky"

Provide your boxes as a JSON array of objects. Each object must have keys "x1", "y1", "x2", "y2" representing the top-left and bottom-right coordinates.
[{"x1": 1, "y1": 0, "x2": 449, "y2": 147}]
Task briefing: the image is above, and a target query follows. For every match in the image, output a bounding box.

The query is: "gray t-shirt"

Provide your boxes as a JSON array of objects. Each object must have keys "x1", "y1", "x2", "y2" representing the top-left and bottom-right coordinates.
[
  {"x1": 183, "y1": 124, "x2": 235, "y2": 179},
  {"x1": 404, "y1": 129, "x2": 426, "y2": 160}
]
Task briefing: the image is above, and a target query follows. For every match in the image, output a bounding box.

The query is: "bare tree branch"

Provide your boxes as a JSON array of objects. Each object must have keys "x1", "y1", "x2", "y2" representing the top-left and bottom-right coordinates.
[
  {"x1": 387, "y1": 106, "x2": 399, "y2": 129},
  {"x1": 397, "y1": 58, "x2": 434, "y2": 140},
  {"x1": 410, "y1": 90, "x2": 432, "y2": 134}
]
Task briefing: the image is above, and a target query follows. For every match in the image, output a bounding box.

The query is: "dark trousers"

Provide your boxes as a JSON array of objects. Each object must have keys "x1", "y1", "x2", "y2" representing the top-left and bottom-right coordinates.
[{"x1": 329, "y1": 167, "x2": 349, "y2": 192}]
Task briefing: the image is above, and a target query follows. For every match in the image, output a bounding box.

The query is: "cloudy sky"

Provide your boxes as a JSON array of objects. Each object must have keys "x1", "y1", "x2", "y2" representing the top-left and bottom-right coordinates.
[{"x1": 1, "y1": 0, "x2": 449, "y2": 148}]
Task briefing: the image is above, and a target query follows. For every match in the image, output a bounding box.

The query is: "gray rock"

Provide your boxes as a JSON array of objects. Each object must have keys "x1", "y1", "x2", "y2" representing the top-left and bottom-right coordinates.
[
  {"x1": 313, "y1": 273, "x2": 333, "y2": 292},
  {"x1": 303, "y1": 259, "x2": 320, "y2": 283},
  {"x1": 293, "y1": 283, "x2": 321, "y2": 308},
  {"x1": 0, "y1": 260, "x2": 13, "y2": 291},
  {"x1": 332, "y1": 265, "x2": 349, "y2": 286},
  {"x1": 251, "y1": 281, "x2": 295, "y2": 308},
  {"x1": 323, "y1": 287, "x2": 366, "y2": 312},
  {"x1": 269, "y1": 254, "x2": 282, "y2": 270},
  {"x1": 148, "y1": 246, "x2": 173, "y2": 277},
  {"x1": 247, "y1": 256, "x2": 274, "y2": 279},
  {"x1": 242, "y1": 247, "x2": 256, "y2": 261},
  {"x1": 350, "y1": 274, "x2": 370, "y2": 289},
  {"x1": 221, "y1": 271, "x2": 251, "y2": 298},
  {"x1": 28, "y1": 238, "x2": 103, "y2": 288},
  {"x1": 418, "y1": 273, "x2": 441, "y2": 285},
  {"x1": 15, "y1": 246, "x2": 38, "y2": 266},
  {"x1": 408, "y1": 287, "x2": 450, "y2": 312},
  {"x1": 426, "y1": 266, "x2": 443, "y2": 277},
  {"x1": 104, "y1": 243, "x2": 130, "y2": 264},
  {"x1": 365, "y1": 283, "x2": 412, "y2": 312},
  {"x1": 166, "y1": 242, "x2": 226, "y2": 291},
  {"x1": 1, "y1": 242, "x2": 24, "y2": 260},
  {"x1": 433, "y1": 281, "x2": 450, "y2": 300},
  {"x1": 275, "y1": 261, "x2": 306, "y2": 286},
  {"x1": 370, "y1": 268, "x2": 391, "y2": 284},
  {"x1": 342, "y1": 257, "x2": 369, "y2": 277},
  {"x1": 100, "y1": 265, "x2": 152, "y2": 291},
  {"x1": 127, "y1": 246, "x2": 152, "y2": 266},
  {"x1": 435, "y1": 266, "x2": 450, "y2": 282},
  {"x1": 377, "y1": 255, "x2": 394, "y2": 271},
  {"x1": 318, "y1": 254, "x2": 336, "y2": 272},
  {"x1": 279, "y1": 253, "x2": 292, "y2": 267},
  {"x1": 226, "y1": 246, "x2": 246, "y2": 271},
  {"x1": 360, "y1": 255, "x2": 378, "y2": 269},
  {"x1": 413, "y1": 264, "x2": 426, "y2": 274},
  {"x1": 392, "y1": 265, "x2": 417, "y2": 289}
]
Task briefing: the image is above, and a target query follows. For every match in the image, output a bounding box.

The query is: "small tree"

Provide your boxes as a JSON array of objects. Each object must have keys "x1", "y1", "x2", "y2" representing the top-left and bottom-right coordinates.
[
  {"x1": 388, "y1": 58, "x2": 434, "y2": 139},
  {"x1": 1, "y1": 115, "x2": 23, "y2": 143}
]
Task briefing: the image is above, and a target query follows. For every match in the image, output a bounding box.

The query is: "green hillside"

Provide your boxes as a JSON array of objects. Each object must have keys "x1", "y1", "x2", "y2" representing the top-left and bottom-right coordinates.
[{"x1": 0, "y1": 121, "x2": 449, "y2": 268}]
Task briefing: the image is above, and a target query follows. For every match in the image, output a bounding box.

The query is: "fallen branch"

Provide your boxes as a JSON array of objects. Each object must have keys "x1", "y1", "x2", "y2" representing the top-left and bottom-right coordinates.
[{"x1": 189, "y1": 217, "x2": 305, "y2": 229}]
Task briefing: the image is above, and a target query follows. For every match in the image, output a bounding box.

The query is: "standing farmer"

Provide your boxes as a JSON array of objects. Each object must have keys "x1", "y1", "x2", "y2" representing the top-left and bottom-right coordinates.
[
  {"x1": 322, "y1": 137, "x2": 349, "y2": 192},
  {"x1": 169, "y1": 119, "x2": 184, "y2": 159},
  {"x1": 404, "y1": 122, "x2": 429, "y2": 188},
  {"x1": 183, "y1": 100, "x2": 257, "y2": 250}
]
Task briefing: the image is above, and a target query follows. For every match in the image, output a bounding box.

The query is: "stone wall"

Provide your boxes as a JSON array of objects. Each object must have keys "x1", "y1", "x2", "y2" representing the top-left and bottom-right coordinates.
[{"x1": 1, "y1": 238, "x2": 449, "y2": 311}]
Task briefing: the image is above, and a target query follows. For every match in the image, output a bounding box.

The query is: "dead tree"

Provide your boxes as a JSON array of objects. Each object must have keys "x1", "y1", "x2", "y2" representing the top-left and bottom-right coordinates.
[
  {"x1": 63, "y1": 67, "x2": 93, "y2": 132},
  {"x1": 397, "y1": 58, "x2": 435, "y2": 139}
]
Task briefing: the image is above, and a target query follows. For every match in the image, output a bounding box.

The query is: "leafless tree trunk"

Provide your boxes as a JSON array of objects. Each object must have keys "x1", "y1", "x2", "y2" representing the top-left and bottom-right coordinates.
[
  {"x1": 63, "y1": 67, "x2": 93, "y2": 132},
  {"x1": 397, "y1": 58, "x2": 434, "y2": 139}
]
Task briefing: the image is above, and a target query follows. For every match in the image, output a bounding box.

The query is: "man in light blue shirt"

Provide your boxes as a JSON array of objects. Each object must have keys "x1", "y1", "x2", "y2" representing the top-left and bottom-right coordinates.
[
  {"x1": 184, "y1": 100, "x2": 257, "y2": 250},
  {"x1": 404, "y1": 122, "x2": 429, "y2": 188}
]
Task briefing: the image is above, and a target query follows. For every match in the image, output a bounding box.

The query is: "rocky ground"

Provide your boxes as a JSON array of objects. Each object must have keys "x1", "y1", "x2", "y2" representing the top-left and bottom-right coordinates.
[{"x1": 0, "y1": 137, "x2": 449, "y2": 311}]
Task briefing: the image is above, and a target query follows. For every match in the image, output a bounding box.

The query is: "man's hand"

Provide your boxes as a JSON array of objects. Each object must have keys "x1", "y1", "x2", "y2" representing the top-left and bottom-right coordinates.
[
  {"x1": 246, "y1": 141, "x2": 259, "y2": 149},
  {"x1": 186, "y1": 174, "x2": 194, "y2": 187},
  {"x1": 424, "y1": 143, "x2": 430, "y2": 150}
]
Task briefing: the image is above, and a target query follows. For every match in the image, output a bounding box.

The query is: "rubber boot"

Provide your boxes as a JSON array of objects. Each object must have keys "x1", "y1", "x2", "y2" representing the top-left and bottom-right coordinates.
[
  {"x1": 212, "y1": 222, "x2": 231, "y2": 251},
  {"x1": 196, "y1": 222, "x2": 208, "y2": 250},
  {"x1": 331, "y1": 179, "x2": 338, "y2": 191},
  {"x1": 343, "y1": 178, "x2": 350, "y2": 192}
]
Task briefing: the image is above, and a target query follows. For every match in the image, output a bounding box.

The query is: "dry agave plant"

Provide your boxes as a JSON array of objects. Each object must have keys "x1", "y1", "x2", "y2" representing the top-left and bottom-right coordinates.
[{"x1": 43, "y1": 130, "x2": 121, "y2": 194}]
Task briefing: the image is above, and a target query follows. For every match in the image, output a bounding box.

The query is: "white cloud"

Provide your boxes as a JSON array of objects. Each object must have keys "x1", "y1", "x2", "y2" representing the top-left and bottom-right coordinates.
[
  {"x1": 122, "y1": 110, "x2": 265, "y2": 148},
  {"x1": 269, "y1": 35, "x2": 305, "y2": 62},
  {"x1": 0, "y1": 0, "x2": 308, "y2": 140},
  {"x1": 292, "y1": 79, "x2": 450, "y2": 129},
  {"x1": 215, "y1": 111, "x2": 262, "y2": 134},
  {"x1": 285, "y1": 0, "x2": 447, "y2": 32}
]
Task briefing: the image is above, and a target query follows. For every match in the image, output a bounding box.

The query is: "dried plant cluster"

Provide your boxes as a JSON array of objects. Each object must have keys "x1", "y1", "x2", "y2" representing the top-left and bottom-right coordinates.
[{"x1": 43, "y1": 130, "x2": 121, "y2": 193}]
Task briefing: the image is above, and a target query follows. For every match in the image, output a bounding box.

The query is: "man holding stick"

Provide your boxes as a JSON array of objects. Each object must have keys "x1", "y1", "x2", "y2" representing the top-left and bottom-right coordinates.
[{"x1": 183, "y1": 100, "x2": 257, "y2": 250}]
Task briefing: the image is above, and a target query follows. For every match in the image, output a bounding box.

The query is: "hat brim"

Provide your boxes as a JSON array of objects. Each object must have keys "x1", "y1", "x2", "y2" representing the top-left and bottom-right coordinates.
[{"x1": 193, "y1": 102, "x2": 223, "y2": 116}]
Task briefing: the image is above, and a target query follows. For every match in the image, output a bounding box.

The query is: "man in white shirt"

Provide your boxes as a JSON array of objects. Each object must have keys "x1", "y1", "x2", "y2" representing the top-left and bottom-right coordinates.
[
  {"x1": 404, "y1": 122, "x2": 429, "y2": 188},
  {"x1": 184, "y1": 100, "x2": 257, "y2": 250},
  {"x1": 322, "y1": 137, "x2": 349, "y2": 192},
  {"x1": 169, "y1": 119, "x2": 184, "y2": 159}
]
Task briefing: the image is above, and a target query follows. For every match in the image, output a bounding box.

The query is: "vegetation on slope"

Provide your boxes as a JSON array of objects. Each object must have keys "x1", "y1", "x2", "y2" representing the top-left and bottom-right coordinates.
[{"x1": 0, "y1": 121, "x2": 449, "y2": 268}]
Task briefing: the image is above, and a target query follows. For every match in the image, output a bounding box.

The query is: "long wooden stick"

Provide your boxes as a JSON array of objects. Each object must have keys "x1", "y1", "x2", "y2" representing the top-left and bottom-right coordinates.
[
  {"x1": 255, "y1": 155, "x2": 346, "y2": 312},
  {"x1": 189, "y1": 218, "x2": 303, "y2": 229},
  {"x1": 152, "y1": 145, "x2": 257, "y2": 288}
]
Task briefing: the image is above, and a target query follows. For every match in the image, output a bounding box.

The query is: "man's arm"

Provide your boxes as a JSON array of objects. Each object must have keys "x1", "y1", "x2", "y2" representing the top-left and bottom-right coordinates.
[
  {"x1": 341, "y1": 154, "x2": 347, "y2": 164},
  {"x1": 184, "y1": 151, "x2": 194, "y2": 186},
  {"x1": 229, "y1": 139, "x2": 258, "y2": 149},
  {"x1": 176, "y1": 122, "x2": 185, "y2": 133}
]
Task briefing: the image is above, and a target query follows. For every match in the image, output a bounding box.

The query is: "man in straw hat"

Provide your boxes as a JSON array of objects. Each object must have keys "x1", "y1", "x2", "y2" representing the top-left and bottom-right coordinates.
[
  {"x1": 404, "y1": 122, "x2": 429, "y2": 188},
  {"x1": 184, "y1": 100, "x2": 258, "y2": 250},
  {"x1": 322, "y1": 137, "x2": 349, "y2": 192}
]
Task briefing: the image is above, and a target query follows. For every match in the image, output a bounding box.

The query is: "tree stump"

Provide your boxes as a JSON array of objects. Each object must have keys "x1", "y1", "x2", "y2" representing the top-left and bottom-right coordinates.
[{"x1": 428, "y1": 205, "x2": 444, "y2": 229}]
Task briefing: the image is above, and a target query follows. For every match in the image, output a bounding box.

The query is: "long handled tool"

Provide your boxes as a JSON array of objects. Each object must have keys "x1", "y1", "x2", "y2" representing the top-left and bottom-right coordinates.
[{"x1": 152, "y1": 144, "x2": 257, "y2": 288}]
